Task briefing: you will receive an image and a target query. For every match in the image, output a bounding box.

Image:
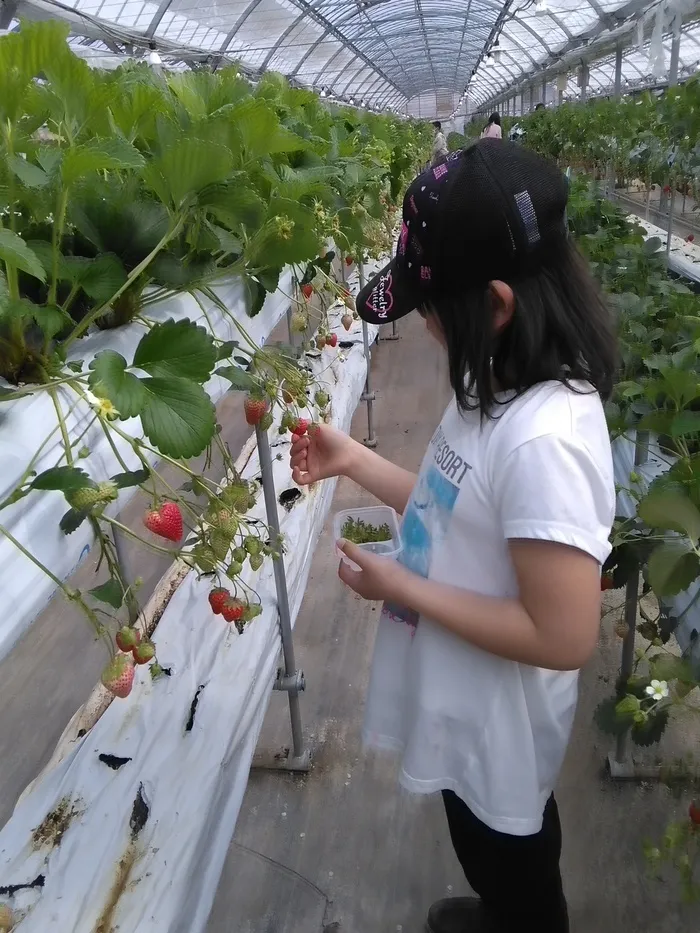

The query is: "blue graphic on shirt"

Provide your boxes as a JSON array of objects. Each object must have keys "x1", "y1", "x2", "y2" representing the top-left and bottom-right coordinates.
[{"x1": 383, "y1": 463, "x2": 460, "y2": 632}]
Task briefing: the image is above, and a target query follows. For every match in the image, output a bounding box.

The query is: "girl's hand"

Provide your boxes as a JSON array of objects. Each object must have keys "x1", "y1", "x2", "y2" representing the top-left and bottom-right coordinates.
[
  {"x1": 337, "y1": 539, "x2": 407, "y2": 602},
  {"x1": 290, "y1": 424, "x2": 358, "y2": 486}
]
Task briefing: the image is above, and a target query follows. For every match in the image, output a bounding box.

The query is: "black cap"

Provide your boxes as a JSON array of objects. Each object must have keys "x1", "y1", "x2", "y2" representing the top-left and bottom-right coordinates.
[{"x1": 357, "y1": 139, "x2": 569, "y2": 325}]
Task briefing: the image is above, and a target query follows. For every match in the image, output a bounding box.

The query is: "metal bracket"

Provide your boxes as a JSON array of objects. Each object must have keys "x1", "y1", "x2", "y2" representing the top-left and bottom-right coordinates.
[
  {"x1": 361, "y1": 391, "x2": 376, "y2": 403},
  {"x1": 607, "y1": 753, "x2": 662, "y2": 782},
  {"x1": 252, "y1": 747, "x2": 312, "y2": 773},
  {"x1": 273, "y1": 668, "x2": 305, "y2": 693}
]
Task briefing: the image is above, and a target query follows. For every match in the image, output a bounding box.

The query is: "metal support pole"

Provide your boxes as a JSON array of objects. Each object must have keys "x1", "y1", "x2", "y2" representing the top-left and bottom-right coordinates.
[
  {"x1": 528, "y1": 84, "x2": 534, "y2": 113},
  {"x1": 579, "y1": 63, "x2": 589, "y2": 104},
  {"x1": 380, "y1": 319, "x2": 399, "y2": 341},
  {"x1": 286, "y1": 305, "x2": 295, "y2": 347},
  {"x1": 252, "y1": 424, "x2": 311, "y2": 772},
  {"x1": 666, "y1": 23, "x2": 682, "y2": 261},
  {"x1": 608, "y1": 431, "x2": 661, "y2": 781},
  {"x1": 358, "y1": 262, "x2": 377, "y2": 449},
  {"x1": 614, "y1": 42, "x2": 623, "y2": 100},
  {"x1": 541, "y1": 76, "x2": 547, "y2": 107}
]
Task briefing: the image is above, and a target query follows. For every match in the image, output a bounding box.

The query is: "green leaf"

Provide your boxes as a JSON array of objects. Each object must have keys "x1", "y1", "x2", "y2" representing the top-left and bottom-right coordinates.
[
  {"x1": 7, "y1": 154, "x2": 49, "y2": 188},
  {"x1": 89, "y1": 579, "x2": 124, "y2": 609},
  {"x1": 215, "y1": 364, "x2": 254, "y2": 390},
  {"x1": 31, "y1": 466, "x2": 93, "y2": 493},
  {"x1": 638, "y1": 490, "x2": 700, "y2": 541},
  {"x1": 593, "y1": 696, "x2": 629, "y2": 737},
  {"x1": 133, "y1": 319, "x2": 216, "y2": 383},
  {"x1": 145, "y1": 138, "x2": 233, "y2": 207},
  {"x1": 216, "y1": 340, "x2": 238, "y2": 361},
  {"x1": 88, "y1": 350, "x2": 147, "y2": 419},
  {"x1": 631, "y1": 708, "x2": 670, "y2": 747},
  {"x1": 243, "y1": 274, "x2": 267, "y2": 317},
  {"x1": 256, "y1": 267, "x2": 281, "y2": 293},
  {"x1": 62, "y1": 137, "x2": 146, "y2": 185},
  {"x1": 59, "y1": 507, "x2": 89, "y2": 535},
  {"x1": 647, "y1": 542, "x2": 700, "y2": 598},
  {"x1": 110, "y1": 469, "x2": 150, "y2": 489},
  {"x1": 64, "y1": 253, "x2": 127, "y2": 302},
  {"x1": 671, "y1": 411, "x2": 700, "y2": 438},
  {"x1": 615, "y1": 694, "x2": 641, "y2": 717},
  {"x1": 139, "y1": 377, "x2": 216, "y2": 458},
  {"x1": 0, "y1": 229, "x2": 46, "y2": 282},
  {"x1": 649, "y1": 653, "x2": 695, "y2": 685}
]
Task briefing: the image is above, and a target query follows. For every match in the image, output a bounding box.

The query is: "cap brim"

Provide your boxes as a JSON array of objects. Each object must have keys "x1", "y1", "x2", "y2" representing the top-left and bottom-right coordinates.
[{"x1": 356, "y1": 259, "x2": 419, "y2": 326}]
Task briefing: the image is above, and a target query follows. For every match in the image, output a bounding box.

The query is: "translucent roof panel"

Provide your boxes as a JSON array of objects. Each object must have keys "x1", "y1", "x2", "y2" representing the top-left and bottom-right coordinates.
[{"x1": 467, "y1": 0, "x2": 657, "y2": 109}]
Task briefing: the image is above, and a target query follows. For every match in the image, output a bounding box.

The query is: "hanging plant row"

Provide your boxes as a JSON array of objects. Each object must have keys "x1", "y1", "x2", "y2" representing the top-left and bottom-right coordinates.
[{"x1": 0, "y1": 21, "x2": 430, "y2": 690}]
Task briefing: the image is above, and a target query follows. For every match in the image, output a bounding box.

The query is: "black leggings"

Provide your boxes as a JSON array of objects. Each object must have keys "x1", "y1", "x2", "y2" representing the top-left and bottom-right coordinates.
[{"x1": 442, "y1": 790, "x2": 569, "y2": 933}]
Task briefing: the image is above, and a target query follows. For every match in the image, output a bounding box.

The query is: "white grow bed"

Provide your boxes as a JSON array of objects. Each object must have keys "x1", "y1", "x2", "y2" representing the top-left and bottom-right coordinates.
[
  {"x1": 0, "y1": 295, "x2": 380, "y2": 932},
  {"x1": 0, "y1": 272, "x2": 292, "y2": 663}
]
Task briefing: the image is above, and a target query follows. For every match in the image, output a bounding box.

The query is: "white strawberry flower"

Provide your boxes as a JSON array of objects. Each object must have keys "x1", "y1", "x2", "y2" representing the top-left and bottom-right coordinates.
[{"x1": 645, "y1": 679, "x2": 669, "y2": 701}]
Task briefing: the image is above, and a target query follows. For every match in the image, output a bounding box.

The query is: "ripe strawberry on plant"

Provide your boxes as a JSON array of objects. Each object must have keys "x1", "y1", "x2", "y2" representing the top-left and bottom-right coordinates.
[
  {"x1": 101, "y1": 655, "x2": 135, "y2": 699},
  {"x1": 327, "y1": 333, "x2": 338, "y2": 347},
  {"x1": 345, "y1": 255, "x2": 354, "y2": 266},
  {"x1": 600, "y1": 573, "x2": 615, "y2": 591},
  {"x1": 133, "y1": 640, "x2": 156, "y2": 665},
  {"x1": 291, "y1": 418, "x2": 309, "y2": 436},
  {"x1": 244, "y1": 395, "x2": 269, "y2": 426},
  {"x1": 208, "y1": 587, "x2": 230, "y2": 615},
  {"x1": 689, "y1": 801, "x2": 700, "y2": 825},
  {"x1": 663, "y1": 185, "x2": 671, "y2": 194},
  {"x1": 686, "y1": 234, "x2": 695, "y2": 243},
  {"x1": 116, "y1": 626, "x2": 141, "y2": 653},
  {"x1": 144, "y1": 502, "x2": 183, "y2": 542},
  {"x1": 221, "y1": 597, "x2": 245, "y2": 623},
  {"x1": 301, "y1": 284, "x2": 314, "y2": 300}
]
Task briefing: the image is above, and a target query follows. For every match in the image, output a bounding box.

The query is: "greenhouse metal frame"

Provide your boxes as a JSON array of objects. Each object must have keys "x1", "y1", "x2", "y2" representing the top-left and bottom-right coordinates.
[{"x1": 3, "y1": 0, "x2": 700, "y2": 120}]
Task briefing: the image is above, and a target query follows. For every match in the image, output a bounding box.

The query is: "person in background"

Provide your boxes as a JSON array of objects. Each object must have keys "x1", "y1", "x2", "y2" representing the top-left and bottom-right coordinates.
[
  {"x1": 481, "y1": 112, "x2": 502, "y2": 139},
  {"x1": 535, "y1": 102, "x2": 546, "y2": 112},
  {"x1": 290, "y1": 140, "x2": 616, "y2": 933},
  {"x1": 432, "y1": 120, "x2": 449, "y2": 165}
]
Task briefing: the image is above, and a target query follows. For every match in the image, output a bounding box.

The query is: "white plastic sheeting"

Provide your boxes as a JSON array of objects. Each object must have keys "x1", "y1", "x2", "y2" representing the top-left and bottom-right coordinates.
[
  {"x1": 0, "y1": 273, "x2": 292, "y2": 663},
  {"x1": 0, "y1": 291, "x2": 380, "y2": 933}
]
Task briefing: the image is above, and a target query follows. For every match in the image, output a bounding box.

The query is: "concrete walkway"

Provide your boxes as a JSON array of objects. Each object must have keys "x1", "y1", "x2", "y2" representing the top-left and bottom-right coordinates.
[{"x1": 209, "y1": 313, "x2": 700, "y2": 933}]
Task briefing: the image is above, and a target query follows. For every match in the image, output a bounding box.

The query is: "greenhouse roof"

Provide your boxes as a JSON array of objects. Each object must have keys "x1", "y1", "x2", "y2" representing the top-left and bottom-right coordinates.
[{"x1": 3, "y1": 0, "x2": 698, "y2": 116}]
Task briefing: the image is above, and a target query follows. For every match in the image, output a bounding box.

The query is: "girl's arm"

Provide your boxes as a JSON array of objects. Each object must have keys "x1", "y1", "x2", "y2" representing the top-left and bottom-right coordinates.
[
  {"x1": 345, "y1": 443, "x2": 417, "y2": 515},
  {"x1": 338, "y1": 537, "x2": 602, "y2": 671}
]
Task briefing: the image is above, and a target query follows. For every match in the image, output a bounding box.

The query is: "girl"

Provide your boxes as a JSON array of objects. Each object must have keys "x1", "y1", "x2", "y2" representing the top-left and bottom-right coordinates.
[
  {"x1": 481, "y1": 112, "x2": 502, "y2": 139},
  {"x1": 290, "y1": 140, "x2": 616, "y2": 933}
]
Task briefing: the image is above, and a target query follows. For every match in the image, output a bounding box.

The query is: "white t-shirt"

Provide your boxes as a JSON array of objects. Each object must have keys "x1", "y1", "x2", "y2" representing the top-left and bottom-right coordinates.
[{"x1": 362, "y1": 381, "x2": 614, "y2": 836}]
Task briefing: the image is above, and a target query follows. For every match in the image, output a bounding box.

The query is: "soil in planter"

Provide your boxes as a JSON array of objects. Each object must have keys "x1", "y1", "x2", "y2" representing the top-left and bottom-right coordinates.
[{"x1": 31, "y1": 796, "x2": 81, "y2": 851}]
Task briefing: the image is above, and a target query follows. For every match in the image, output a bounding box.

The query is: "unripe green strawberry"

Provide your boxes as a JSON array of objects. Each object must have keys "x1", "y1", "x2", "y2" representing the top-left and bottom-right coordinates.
[
  {"x1": 315, "y1": 390, "x2": 329, "y2": 408},
  {"x1": 249, "y1": 553, "x2": 264, "y2": 572},
  {"x1": 133, "y1": 639, "x2": 156, "y2": 665},
  {"x1": 243, "y1": 602, "x2": 263, "y2": 621},
  {"x1": 244, "y1": 536, "x2": 262, "y2": 556},
  {"x1": 226, "y1": 561, "x2": 244, "y2": 579},
  {"x1": 222, "y1": 482, "x2": 250, "y2": 510},
  {"x1": 68, "y1": 481, "x2": 118, "y2": 511},
  {"x1": 232, "y1": 546, "x2": 247, "y2": 564},
  {"x1": 260, "y1": 412, "x2": 273, "y2": 431},
  {"x1": 281, "y1": 410, "x2": 295, "y2": 431},
  {"x1": 193, "y1": 545, "x2": 217, "y2": 573},
  {"x1": 291, "y1": 311, "x2": 308, "y2": 333},
  {"x1": 211, "y1": 530, "x2": 231, "y2": 561}
]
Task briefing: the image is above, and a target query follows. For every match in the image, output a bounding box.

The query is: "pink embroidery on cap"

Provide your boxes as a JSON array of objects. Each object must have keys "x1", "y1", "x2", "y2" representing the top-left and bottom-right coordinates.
[
  {"x1": 398, "y1": 222, "x2": 409, "y2": 254},
  {"x1": 433, "y1": 164, "x2": 448, "y2": 180},
  {"x1": 366, "y1": 271, "x2": 394, "y2": 319},
  {"x1": 420, "y1": 266, "x2": 431, "y2": 281}
]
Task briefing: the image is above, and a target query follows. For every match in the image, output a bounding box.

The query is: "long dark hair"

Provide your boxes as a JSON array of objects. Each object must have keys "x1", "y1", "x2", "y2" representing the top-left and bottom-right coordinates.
[
  {"x1": 426, "y1": 239, "x2": 617, "y2": 419},
  {"x1": 488, "y1": 112, "x2": 501, "y2": 126}
]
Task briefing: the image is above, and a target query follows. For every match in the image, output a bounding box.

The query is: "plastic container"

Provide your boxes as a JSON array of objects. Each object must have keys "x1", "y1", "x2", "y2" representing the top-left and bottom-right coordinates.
[{"x1": 333, "y1": 505, "x2": 402, "y2": 570}]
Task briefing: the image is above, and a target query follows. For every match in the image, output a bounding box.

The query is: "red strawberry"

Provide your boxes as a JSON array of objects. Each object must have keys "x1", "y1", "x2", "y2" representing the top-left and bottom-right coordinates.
[
  {"x1": 133, "y1": 640, "x2": 156, "y2": 665},
  {"x1": 101, "y1": 655, "x2": 135, "y2": 698},
  {"x1": 208, "y1": 587, "x2": 230, "y2": 615},
  {"x1": 600, "y1": 573, "x2": 615, "y2": 591},
  {"x1": 686, "y1": 234, "x2": 695, "y2": 243},
  {"x1": 221, "y1": 597, "x2": 245, "y2": 623},
  {"x1": 341, "y1": 313, "x2": 353, "y2": 331},
  {"x1": 690, "y1": 801, "x2": 700, "y2": 825},
  {"x1": 144, "y1": 502, "x2": 183, "y2": 542},
  {"x1": 345, "y1": 255, "x2": 354, "y2": 266},
  {"x1": 327, "y1": 333, "x2": 338, "y2": 347},
  {"x1": 302, "y1": 284, "x2": 313, "y2": 300},
  {"x1": 244, "y1": 396, "x2": 269, "y2": 426},
  {"x1": 116, "y1": 626, "x2": 141, "y2": 653},
  {"x1": 291, "y1": 418, "x2": 309, "y2": 436},
  {"x1": 663, "y1": 185, "x2": 671, "y2": 194}
]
